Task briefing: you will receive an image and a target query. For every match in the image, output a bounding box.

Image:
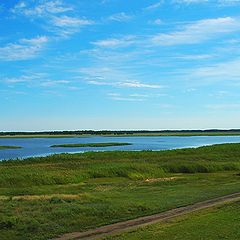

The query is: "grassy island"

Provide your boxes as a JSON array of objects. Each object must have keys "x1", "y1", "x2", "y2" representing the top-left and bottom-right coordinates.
[
  {"x1": 0, "y1": 146, "x2": 22, "y2": 150},
  {"x1": 50, "y1": 142, "x2": 132, "y2": 148}
]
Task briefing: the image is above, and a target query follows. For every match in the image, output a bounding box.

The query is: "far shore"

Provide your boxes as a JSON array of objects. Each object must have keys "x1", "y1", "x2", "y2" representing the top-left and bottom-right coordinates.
[{"x1": 1, "y1": 130, "x2": 240, "y2": 138}]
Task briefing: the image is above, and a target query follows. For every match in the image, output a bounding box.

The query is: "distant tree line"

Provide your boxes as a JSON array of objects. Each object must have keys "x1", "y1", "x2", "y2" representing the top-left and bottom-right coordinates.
[{"x1": 1, "y1": 129, "x2": 240, "y2": 136}]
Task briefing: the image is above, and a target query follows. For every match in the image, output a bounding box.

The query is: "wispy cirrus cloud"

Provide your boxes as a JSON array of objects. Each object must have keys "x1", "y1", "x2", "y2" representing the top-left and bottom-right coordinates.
[
  {"x1": 173, "y1": 0, "x2": 209, "y2": 4},
  {"x1": 93, "y1": 17, "x2": 240, "y2": 50},
  {"x1": 49, "y1": 16, "x2": 94, "y2": 37},
  {"x1": 152, "y1": 17, "x2": 240, "y2": 45},
  {"x1": 206, "y1": 103, "x2": 240, "y2": 110},
  {"x1": 92, "y1": 36, "x2": 136, "y2": 48},
  {"x1": 78, "y1": 66, "x2": 163, "y2": 89},
  {"x1": 11, "y1": 0, "x2": 73, "y2": 16},
  {"x1": 150, "y1": 19, "x2": 163, "y2": 25},
  {"x1": 218, "y1": 0, "x2": 240, "y2": 6},
  {"x1": 11, "y1": 1, "x2": 94, "y2": 37},
  {"x1": 107, "y1": 93, "x2": 145, "y2": 102},
  {"x1": 87, "y1": 79, "x2": 162, "y2": 89},
  {"x1": 173, "y1": 0, "x2": 240, "y2": 5},
  {"x1": 107, "y1": 12, "x2": 133, "y2": 22},
  {"x1": 189, "y1": 58, "x2": 240, "y2": 82},
  {"x1": 144, "y1": 1, "x2": 164, "y2": 10},
  {"x1": 0, "y1": 36, "x2": 48, "y2": 61},
  {"x1": 3, "y1": 73, "x2": 71, "y2": 88}
]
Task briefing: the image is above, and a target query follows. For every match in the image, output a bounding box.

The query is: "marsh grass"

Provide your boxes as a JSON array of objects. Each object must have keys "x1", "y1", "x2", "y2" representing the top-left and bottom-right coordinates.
[
  {"x1": 0, "y1": 143, "x2": 240, "y2": 240},
  {"x1": 1, "y1": 143, "x2": 240, "y2": 188}
]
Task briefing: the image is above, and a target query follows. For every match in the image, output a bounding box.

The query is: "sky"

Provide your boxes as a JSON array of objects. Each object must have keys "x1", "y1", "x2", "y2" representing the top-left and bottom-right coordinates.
[{"x1": 1, "y1": 0, "x2": 240, "y2": 131}]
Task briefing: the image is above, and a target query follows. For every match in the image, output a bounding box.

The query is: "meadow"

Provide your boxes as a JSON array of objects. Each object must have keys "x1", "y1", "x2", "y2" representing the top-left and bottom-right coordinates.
[
  {"x1": 0, "y1": 143, "x2": 240, "y2": 239},
  {"x1": 102, "y1": 201, "x2": 240, "y2": 240}
]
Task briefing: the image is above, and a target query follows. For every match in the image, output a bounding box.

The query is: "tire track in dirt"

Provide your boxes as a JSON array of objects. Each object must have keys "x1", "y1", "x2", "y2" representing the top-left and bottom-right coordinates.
[{"x1": 53, "y1": 192, "x2": 240, "y2": 240}]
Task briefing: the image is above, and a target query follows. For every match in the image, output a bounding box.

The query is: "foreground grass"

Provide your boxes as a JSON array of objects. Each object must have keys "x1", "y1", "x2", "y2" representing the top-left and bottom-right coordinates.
[
  {"x1": 0, "y1": 146, "x2": 21, "y2": 150},
  {"x1": 50, "y1": 142, "x2": 132, "y2": 148},
  {"x1": 103, "y1": 201, "x2": 240, "y2": 240},
  {"x1": 0, "y1": 143, "x2": 240, "y2": 239}
]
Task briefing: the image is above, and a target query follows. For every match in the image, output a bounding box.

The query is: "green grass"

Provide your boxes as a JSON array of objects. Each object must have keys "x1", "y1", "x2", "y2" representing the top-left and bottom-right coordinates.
[
  {"x1": 103, "y1": 201, "x2": 240, "y2": 240},
  {"x1": 0, "y1": 143, "x2": 240, "y2": 239},
  {"x1": 0, "y1": 146, "x2": 22, "y2": 150},
  {"x1": 50, "y1": 142, "x2": 132, "y2": 148}
]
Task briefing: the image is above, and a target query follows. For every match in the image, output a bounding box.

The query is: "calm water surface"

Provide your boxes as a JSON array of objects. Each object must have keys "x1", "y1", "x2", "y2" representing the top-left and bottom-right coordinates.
[{"x1": 1, "y1": 136, "x2": 240, "y2": 160}]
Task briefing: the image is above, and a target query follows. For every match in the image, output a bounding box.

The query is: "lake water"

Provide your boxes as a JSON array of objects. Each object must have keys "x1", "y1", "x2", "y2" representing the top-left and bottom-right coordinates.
[{"x1": 1, "y1": 135, "x2": 240, "y2": 160}]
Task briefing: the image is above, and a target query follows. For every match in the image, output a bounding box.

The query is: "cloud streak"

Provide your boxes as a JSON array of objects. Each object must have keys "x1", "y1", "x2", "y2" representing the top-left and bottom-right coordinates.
[
  {"x1": 152, "y1": 17, "x2": 240, "y2": 45},
  {"x1": 11, "y1": 1, "x2": 94, "y2": 37},
  {"x1": 0, "y1": 36, "x2": 48, "y2": 61}
]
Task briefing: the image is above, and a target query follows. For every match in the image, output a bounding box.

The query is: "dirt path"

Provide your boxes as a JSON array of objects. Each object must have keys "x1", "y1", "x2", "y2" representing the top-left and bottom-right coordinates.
[{"x1": 53, "y1": 192, "x2": 240, "y2": 240}]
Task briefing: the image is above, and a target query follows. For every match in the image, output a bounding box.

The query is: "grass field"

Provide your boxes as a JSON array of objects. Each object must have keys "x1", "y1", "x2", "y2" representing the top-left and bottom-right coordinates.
[
  {"x1": 0, "y1": 146, "x2": 22, "y2": 150},
  {"x1": 0, "y1": 143, "x2": 240, "y2": 239},
  {"x1": 50, "y1": 142, "x2": 132, "y2": 148},
  {"x1": 102, "y1": 201, "x2": 240, "y2": 240}
]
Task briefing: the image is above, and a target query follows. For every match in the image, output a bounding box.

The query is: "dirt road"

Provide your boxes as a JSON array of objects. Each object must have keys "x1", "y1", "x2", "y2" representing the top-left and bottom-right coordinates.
[{"x1": 53, "y1": 192, "x2": 240, "y2": 240}]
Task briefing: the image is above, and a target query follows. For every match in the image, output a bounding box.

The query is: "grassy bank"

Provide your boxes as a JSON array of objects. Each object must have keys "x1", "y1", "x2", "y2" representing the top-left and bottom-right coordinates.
[
  {"x1": 0, "y1": 146, "x2": 22, "y2": 150},
  {"x1": 50, "y1": 142, "x2": 132, "y2": 148},
  {"x1": 0, "y1": 143, "x2": 240, "y2": 239},
  {"x1": 103, "y1": 201, "x2": 240, "y2": 240}
]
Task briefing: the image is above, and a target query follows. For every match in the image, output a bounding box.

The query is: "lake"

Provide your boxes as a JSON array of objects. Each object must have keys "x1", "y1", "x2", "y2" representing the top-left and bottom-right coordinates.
[{"x1": 1, "y1": 135, "x2": 240, "y2": 160}]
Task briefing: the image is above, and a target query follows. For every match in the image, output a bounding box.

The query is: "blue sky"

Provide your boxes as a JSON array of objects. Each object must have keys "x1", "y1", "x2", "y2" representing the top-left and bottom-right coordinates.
[{"x1": 1, "y1": 0, "x2": 240, "y2": 131}]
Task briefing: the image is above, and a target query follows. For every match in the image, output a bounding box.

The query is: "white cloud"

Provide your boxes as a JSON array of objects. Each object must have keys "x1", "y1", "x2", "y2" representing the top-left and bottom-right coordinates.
[
  {"x1": 11, "y1": 0, "x2": 73, "y2": 16},
  {"x1": 118, "y1": 81, "x2": 162, "y2": 89},
  {"x1": 49, "y1": 16, "x2": 94, "y2": 37},
  {"x1": 87, "y1": 79, "x2": 162, "y2": 89},
  {"x1": 92, "y1": 36, "x2": 136, "y2": 48},
  {"x1": 20, "y1": 36, "x2": 48, "y2": 45},
  {"x1": 11, "y1": 1, "x2": 93, "y2": 37},
  {"x1": 3, "y1": 73, "x2": 72, "y2": 88},
  {"x1": 217, "y1": 0, "x2": 240, "y2": 6},
  {"x1": 3, "y1": 73, "x2": 49, "y2": 86},
  {"x1": 152, "y1": 17, "x2": 240, "y2": 45},
  {"x1": 40, "y1": 80, "x2": 70, "y2": 86},
  {"x1": 108, "y1": 12, "x2": 133, "y2": 22},
  {"x1": 79, "y1": 66, "x2": 164, "y2": 89},
  {"x1": 110, "y1": 96, "x2": 144, "y2": 102},
  {"x1": 206, "y1": 103, "x2": 240, "y2": 110},
  {"x1": 51, "y1": 16, "x2": 93, "y2": 27},
  {"x1": 173, "y1": 0, "x2": 209, "y2": 4},
  {"x1": 0, "y1": 36, "x2": 48, "y2": 61},
  {"x1": 151, "y1": 19, "x2": 163, "y2": 25},
  {"x1": 174, "y1": 54, "x2": 214, "y2": 60},
  {"x1": 107, "y1": 93, "x2": 146, "y2": 102},
  {"x1": 189, "y1": 58, "x2": 240, "y2": 81},
  {"x1": 145, "y1": 1, "x2": 164, "y2": 10},
  {"x1": 173, "y1": 0, "x2": 240, "y2": 5}
]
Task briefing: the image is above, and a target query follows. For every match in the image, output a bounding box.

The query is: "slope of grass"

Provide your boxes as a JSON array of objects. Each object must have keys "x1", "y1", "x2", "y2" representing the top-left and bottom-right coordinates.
[
  {"x1": 103, "y1": 201, "x2": 240, "y2": 240},
  {"x1": 50, "y1": 142, "x2": 132, "y2": 148}
]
